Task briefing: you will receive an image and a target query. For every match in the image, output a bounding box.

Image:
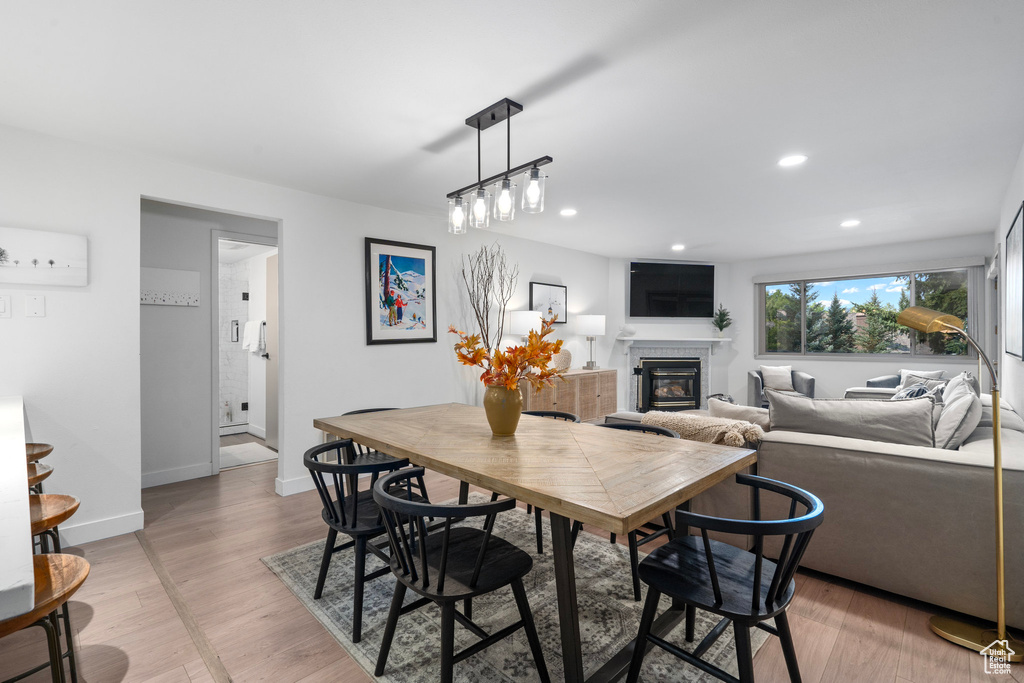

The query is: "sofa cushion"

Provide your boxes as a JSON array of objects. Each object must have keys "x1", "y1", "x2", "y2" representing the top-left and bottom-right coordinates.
[
  {"x1": 708, "y1": 398, "x2": 770, "y2": 431},
  {"x1": 935, "y1": 391, "x2": 983, "y2": 449},
  {"x1": 976, "y1": 405, "x2": 1024, "y2": 433},
  {"x1": 759, "y1": 365, "x2": 794, "y2": 392},
  {"x1": 898, "y1": 368, "x2": 945, "y2": 387},
  {"x1": 766, "y1": 389, "x2": 935, "y2": 447}
]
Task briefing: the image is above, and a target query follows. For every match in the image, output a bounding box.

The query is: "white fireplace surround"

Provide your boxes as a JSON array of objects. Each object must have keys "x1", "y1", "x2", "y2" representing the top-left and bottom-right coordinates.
[{"x1": 627, "y1": 343, "x2": 710, "y2": 412}]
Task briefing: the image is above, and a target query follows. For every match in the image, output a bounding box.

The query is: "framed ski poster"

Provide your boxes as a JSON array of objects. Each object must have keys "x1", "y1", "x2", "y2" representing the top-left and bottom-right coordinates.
[{"x1": 365, "y1": 237, "x2": 437, "y2": 345}]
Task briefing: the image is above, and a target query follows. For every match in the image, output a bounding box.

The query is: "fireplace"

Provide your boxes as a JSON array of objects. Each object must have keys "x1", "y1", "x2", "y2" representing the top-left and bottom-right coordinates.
[{"x1": 635, "y1": 357, "x2": 702, "y2": 412}]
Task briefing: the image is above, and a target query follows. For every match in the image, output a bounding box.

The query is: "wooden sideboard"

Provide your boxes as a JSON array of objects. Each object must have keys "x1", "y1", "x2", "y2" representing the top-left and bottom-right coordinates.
[{"x1": 521, "y1": 369, "x2": 617, "y2": 422}]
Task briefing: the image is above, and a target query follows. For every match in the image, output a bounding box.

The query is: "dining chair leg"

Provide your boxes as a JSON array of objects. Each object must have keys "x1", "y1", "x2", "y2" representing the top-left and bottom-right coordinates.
[
  {"x1": 776, "y1": 611, "x2": 802, "y2": 682},
  {"x1": 511, "y1": 578, "x2": 551, "y2": 683},
  {"x1": 685, "y1": 604, "x2": 696, "y2": 642},
  {"x1": 733, "y1": 621, "x2": 755, "y2": 683},
  {"x1": 374, "y1": 582, "x2": 407, "y2": 676},
  {"x1": 627, "y1": 532, "x2": 641, "y2": 601},
  {"x1": 534, "y1": 507, "x2": 544, "y2": 554},
  {"x1": 526, "y1": 504, "x2": 532, "y2": 514},
  {"x1": 626, "y1": 587, "x2": 661, "y2": 683},
  {"x1": 464, "y1": 598, "x2": 472, "y2": 620},
  {"x1": 352, "y1": 535, "x2": 367, "y2": 643},
  {"x1": 440, "y1": 601, "x2": 456, "y2": 683},
  {"x1": 313, "y1": 528, "x2": 337, "y2": 599},
  {"x1": 61, "y1": 601, "x2": 79, "y2": 682}
]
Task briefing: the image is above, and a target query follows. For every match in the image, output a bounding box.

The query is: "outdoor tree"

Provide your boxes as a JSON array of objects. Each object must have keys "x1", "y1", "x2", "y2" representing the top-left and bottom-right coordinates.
[
  {"x1": 854, "y1": 289, "x2": 899, "y2": 353},
  {"x1": 912, "y1": 270, "x2": 968, "y2": 354},
  {"x1": 823, "y1": 293, "x2": 856, "y2": 352},
  {"x1": 804, "y1": 286, "x2": 828, "y2": 352},
  {"x1": 764, "y1": 284, "x2": 801, "y2": 352}
]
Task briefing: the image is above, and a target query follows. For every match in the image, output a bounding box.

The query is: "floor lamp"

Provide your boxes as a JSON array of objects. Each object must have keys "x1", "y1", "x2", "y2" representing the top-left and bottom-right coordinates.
[{"x1": 897, "y1": 306, "x2": 1023, "y2": 661}]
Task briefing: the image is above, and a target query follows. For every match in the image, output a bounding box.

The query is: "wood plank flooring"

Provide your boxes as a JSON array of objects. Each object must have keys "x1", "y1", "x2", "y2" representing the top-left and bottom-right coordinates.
[{"x1": 1, "y1": 460, "x2": 1019, "y2": 682}]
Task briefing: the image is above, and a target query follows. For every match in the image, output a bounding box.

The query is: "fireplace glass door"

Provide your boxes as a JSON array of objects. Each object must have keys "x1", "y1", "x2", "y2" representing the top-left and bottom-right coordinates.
[{"x1": 649, "y1": 369, "x2": 697, "y2": 409}]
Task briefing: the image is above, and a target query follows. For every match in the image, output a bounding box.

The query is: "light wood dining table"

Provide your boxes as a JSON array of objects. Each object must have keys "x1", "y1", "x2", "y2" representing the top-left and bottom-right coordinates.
[{"x1": 314, "y1": 403, "x2": 757, "y2": 683}]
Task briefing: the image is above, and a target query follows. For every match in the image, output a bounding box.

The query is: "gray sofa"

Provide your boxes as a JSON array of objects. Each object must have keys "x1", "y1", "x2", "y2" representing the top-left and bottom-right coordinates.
[
  {"x1": 747, "y1": 369, "x2": 815, "y2": 407},
  {"x1": 693, "y1": 393, "x2": 1024, "y2": 628}
]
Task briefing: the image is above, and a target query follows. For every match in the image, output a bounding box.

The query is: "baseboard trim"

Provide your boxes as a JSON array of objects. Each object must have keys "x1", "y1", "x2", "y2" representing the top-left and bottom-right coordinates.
[
  {"x1": 275, "y1": 475, "x2": 315, "y2": 496},
  {"x1": 60, "y1": 510, "x2": 145, "y2": 546},
  {"x1": 247, "y1": 425, "x2": 266, "y2": 439},
  {"x1": 142, "y1": 462, "x2": 214, "y2": 489},
  {"x1": 219, "y1": 424, "x2": 248, "y2": 436}
]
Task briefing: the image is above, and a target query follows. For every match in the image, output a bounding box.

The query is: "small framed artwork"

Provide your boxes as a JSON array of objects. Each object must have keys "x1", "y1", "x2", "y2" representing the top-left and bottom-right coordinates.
[
  {"x1": 365, "y1": 237, "x2": 437, "y2": 345},
  {"x1": 1006, "y1": 201, "x2": 1023, "y2": 358},
  {"x1": 0, "y1": 226, "x2": 88, "y2": 286},
  {"x1": 529, "y1": 281, "x2": 567, "y2": 324}
]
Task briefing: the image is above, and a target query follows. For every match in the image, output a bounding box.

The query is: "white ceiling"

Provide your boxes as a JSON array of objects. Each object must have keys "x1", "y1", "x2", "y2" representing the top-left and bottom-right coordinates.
[{"x1": 3, "y1": 1, "x2": 1024, "y2": 262}]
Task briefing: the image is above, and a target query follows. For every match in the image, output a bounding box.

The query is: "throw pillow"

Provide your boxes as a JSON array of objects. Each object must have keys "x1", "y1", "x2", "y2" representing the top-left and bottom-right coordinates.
[
  {"x1": 766, "y1": 389, "x2": 935, "y2": 447},
  {"x1": 708, "y1": 398, "x2": 771, "y2": 431},
  {"x1": 901, "y1": 373, "x2": 948, "y2": 393},
  {"x1": 891, "y1": 383, "x2": 929, "y2": 400},
  {"x1": 759, "y1": 365, "x2": 795, "y2": 392},
  {"x1": 934, "y1": 391, "x2": 983, "y2": 449},
  {"x1": 898, "y1": 368, "x2": 945, "y2": 387},
  {"x1": 943, "y1": 372, "x2": 980, "y2": 405}
]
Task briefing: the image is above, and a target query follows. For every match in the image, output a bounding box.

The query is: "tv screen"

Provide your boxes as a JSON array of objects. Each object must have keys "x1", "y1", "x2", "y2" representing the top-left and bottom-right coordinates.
[{"x1": 629, "y1": 262, "x2": 715, "y2": 318}]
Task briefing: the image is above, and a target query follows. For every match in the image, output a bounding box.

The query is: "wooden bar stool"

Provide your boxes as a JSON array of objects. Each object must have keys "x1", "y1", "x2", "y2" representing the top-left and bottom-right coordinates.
[
  {"x1": 26, "y1": 443, "x2": 54, "y2": 463},
  {"x1": 30, "y1": 494, "x2": 80, "y2": 554},
  {"x1": 28, "y1": 462, "x2": 54, "y2": 494},
  {"x1": 0, "y1": 554, "x2": 90, "y2": 683}
]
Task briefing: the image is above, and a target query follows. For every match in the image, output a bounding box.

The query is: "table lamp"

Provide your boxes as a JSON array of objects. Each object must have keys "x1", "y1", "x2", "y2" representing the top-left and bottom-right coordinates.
[
  {"x1": 577, "y1": 314, "x2": 606, "y2": 370},
  {"x1": 510, "y1": 310, "x2": 544, "y2": 343},
  {"x1": 897, "y1": 306, "x2": 1023, "y2": 661}
]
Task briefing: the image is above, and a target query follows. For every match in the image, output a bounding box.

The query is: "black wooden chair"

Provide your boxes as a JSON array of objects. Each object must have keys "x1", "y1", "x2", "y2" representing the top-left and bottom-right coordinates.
[
  {"x1": 626, "y1": 473, "x2": 824, "y2": 683},
  {"x1": 341, "y1": 408, "x2": 429, "y2": 500},
  {"x1": 597, "y1": 421, "x2": 680, "y2": 600},
  {"x1": 520, "y1": 410, "x2": 583, "y2": 554},
  {"x1": 304, "y1": 439, "x2": 425, "y2": 643},
  {"x1": 372, "y1": 467, "x2": 551, "y2": 683}
]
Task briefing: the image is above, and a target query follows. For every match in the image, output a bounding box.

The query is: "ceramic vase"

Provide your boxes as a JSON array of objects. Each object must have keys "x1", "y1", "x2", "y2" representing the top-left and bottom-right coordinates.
[{"x1": 483, "y1": 385, "x2": 523, "y2": 436}]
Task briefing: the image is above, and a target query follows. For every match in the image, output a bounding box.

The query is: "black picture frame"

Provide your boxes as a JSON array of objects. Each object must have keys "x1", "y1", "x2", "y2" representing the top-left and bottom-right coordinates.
[
  {"x1": 365, "y1": 237, "x2": 437, "y2": 345},
  {"x1": 529, "y1": 281, "x2": 567, "y2": 324},
  {"x1": 1006, "y1": 202, "x2": 1023, "y2": 359}
]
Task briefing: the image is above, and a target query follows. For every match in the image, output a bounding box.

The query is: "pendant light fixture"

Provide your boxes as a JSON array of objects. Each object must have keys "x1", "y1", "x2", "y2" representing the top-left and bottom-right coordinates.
[{"x1": 446, "y1": 98, "x2": 551, "y2": 232}]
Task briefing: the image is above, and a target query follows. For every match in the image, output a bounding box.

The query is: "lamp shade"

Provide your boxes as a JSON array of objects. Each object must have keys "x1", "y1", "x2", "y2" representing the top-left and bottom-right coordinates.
[
  {"x1": 577, "y1": 314, "x2": 606, "y2": 336},
  {"x1": 897, "y1": 306, "x2": 964, "y2": 333},
  {"x1": 510, "y1": 310, "x2": 543, "y2": 336}
]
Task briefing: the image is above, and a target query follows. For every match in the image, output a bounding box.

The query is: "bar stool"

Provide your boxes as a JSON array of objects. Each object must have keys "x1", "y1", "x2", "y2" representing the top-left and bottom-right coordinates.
[
  {"x1": 0, "y1": 553, "x2": 90, "y2": 683},
  {"x1": 28, "y1": 462, "x2": 54, "y2": 494},
  {"x1": 30, "y1": 495, "x2": 80, "y2": 554},
  {"x1": 26, "y1": 443, "x2": 54, "y2": 463}
]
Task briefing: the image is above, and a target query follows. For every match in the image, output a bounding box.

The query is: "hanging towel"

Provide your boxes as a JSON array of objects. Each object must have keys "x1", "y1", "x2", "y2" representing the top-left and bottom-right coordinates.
[
  {"x1": 241, "y1": 320, "x2": 261, "y2": 351},
  {"x1": 255, "y1": 320, "x2": 266, "y2": 355}
]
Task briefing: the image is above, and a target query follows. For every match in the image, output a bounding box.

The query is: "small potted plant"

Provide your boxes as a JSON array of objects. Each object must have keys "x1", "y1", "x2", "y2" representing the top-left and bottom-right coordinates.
[
  {"x1": 449, "y1": 315, "x2": 564, "y2": 436},
  {"x1": 712, "y1": 303, "x2": 732, "y2": 338}
]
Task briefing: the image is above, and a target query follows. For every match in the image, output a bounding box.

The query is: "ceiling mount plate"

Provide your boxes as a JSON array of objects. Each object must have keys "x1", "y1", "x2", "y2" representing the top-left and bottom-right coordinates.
[{"x1": 466, "y1": 98, "x2": 524, "y2": 131}]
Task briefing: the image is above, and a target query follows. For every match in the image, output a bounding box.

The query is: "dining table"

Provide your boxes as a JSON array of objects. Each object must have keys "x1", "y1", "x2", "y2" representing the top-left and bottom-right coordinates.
[{"x1": 314, "y1": 403, "x2": 757, "y2": 683}]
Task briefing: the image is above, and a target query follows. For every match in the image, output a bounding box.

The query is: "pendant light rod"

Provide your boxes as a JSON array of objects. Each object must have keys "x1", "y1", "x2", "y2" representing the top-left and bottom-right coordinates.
[
  {"x1": 506, "y1": 100, "x2": 512, "y2": 172},
  {"x1": 446, "y1": 156, "x2": 553, "y2": 199}
]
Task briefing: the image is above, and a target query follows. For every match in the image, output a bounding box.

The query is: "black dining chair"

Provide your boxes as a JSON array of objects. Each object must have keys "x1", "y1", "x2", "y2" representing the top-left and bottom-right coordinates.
[
  {"x1": 341, "y1": 408, "x2": 430, "y2": 500},
  {"x1": 520, "y1": 410, "x2": 583, "y2": 554},
  {"x1": 626, "y1": 473, "x2": 824, "y2": 683},
  {"x1": 372, "y1": 467, "x2": 551, "y2": 683},
  {"x1": 597, "y1": 421, "x2": 680, "y2": 601},
  {"x1": 304, "y1": 439, "x2": 426, "y2": 643}
]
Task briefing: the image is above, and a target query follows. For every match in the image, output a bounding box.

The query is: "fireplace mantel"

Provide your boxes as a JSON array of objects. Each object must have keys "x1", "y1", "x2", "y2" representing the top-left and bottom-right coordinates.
[{"x1": 616, "y1": 335, "x2": 732, "y2": 356}]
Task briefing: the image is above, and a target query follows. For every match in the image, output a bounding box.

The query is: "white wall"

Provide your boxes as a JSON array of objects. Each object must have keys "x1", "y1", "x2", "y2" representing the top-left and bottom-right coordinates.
[
  {"x1": 999, "y1": 141, "x2": 1024, "y2": 412},
  {"x1": 720, "y1": 233, "x2": 995, "y2": 401},
  {"x1": 245, "y1": 248, "x2": 277, "y2": 439}
]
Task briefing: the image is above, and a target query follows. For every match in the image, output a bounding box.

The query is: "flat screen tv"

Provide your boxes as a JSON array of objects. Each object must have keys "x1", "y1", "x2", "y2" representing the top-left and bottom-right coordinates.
[{"x1": 629, "y1": 262, "x2": 715, "y2": 318}]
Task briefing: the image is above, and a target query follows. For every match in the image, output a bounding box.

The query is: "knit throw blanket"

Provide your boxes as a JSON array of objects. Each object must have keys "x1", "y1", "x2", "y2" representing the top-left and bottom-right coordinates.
[{"x1": 641, "y1": 410, "x2": 764, "y2": 447}]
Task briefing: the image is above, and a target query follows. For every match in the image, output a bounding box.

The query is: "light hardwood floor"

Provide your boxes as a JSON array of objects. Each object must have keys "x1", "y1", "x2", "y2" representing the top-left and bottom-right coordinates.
[{"x1": 1, "y1": 461, "x2": 1019, "y2": 682}]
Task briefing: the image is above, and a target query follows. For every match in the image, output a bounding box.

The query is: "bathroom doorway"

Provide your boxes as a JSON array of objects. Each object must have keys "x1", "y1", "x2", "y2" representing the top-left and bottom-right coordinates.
[{"x1": 217, "y1": 238, "x2": 278, "y2": 469}]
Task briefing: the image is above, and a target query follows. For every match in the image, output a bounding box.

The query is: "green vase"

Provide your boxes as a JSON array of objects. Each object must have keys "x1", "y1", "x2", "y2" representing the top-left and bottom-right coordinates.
[{"x1": 483, "y1": 385, "x2": 523, "y2": 436}]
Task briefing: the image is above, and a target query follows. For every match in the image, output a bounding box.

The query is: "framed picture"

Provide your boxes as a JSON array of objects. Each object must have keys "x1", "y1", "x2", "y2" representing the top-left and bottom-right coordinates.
[
  {"x1": 0, "y1": 226, "x2": 88, "y2": 286},
  {"x1": 1006, "y1": 202, "x2": 1023, "y2": 359},
  {"x1": 529, "y1": 281, "x2": 567, "y2": 324},
  {"x1": 365, "y1": 237, "x2": 437, "y2": 345}
]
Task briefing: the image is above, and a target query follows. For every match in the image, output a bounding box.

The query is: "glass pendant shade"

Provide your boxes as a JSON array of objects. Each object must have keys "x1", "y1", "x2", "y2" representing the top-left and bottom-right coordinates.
[
  {"x1": 448, "y1": 196, "x2": 466, "y2": 234},
  {"x1": 468, "y1": 188, "x2": 492, "y2": 229},
  {"x1": 493, "y1": 178, "x2": 516, "y2": 222},
  {"x1": 521, "y1": 167, "x2": 546, "y2": 213}
]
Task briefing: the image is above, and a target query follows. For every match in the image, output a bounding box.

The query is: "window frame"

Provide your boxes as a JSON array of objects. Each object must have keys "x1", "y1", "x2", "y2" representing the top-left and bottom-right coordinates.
[{"x1": 756, "y1": 264, "x2": 983, "y2": 361}]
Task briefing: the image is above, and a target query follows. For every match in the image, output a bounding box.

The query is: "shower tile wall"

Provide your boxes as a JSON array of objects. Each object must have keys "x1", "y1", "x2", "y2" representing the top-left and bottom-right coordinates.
[{"x1": 219, "y1": 260, "x2": 249, "y2": 426}]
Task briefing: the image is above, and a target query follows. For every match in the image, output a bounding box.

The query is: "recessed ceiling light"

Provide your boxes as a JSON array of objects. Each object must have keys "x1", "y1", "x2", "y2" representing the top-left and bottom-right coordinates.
[
  {"x1": 671, "y1": 244, "x2": 685, "y2": 251},
  {"x1": 840, "y1": 219, "x2": 861, "y2": 228},
  {"x1": 559, "y1": 208, "x2": 577, "y2": 217},
  {"x1": 778, "y1": 154, "x2": 808, "y2": 167}
]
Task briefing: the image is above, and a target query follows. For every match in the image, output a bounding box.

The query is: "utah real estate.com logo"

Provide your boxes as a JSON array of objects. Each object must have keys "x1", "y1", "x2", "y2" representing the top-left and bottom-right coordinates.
[{"x1": 982, "y1": 639, "x2": 1015, "y2": 675}]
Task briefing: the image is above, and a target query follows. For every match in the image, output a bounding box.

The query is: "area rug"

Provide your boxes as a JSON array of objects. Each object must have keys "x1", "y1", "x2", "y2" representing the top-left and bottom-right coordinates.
[
  {"x1": 263, "y1": 496, "x2": 768, "y2": 682},
  {"x1": 219, "y1": 442, "x2": 277, "y2": 469}
]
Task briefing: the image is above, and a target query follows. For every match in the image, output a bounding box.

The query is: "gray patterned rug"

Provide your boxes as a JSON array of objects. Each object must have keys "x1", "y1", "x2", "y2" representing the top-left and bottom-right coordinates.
[{"x1": 263, "y1": 497, "x2": 768, "y2": 682}]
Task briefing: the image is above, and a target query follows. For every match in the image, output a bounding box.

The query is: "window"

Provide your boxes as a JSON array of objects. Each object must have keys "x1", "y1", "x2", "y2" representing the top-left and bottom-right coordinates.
[{"x1": 760, "y1": 267, "x2": 976, "y2": 357}]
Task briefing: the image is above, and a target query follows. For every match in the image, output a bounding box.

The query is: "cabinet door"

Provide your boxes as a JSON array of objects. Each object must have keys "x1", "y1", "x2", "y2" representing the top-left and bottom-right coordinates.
[
  {"x1": 598, "y1": 370, "x2": 617, "y2": 416},
  {"x1": 525, "y1": 383, "x2": 556, "y2": 412},
  {"x1": 554, "y1": 376, "x2": 579, "y2": 416},
  {"x1": 576, "y1": 373, "x2": 599, "y2": 422}
]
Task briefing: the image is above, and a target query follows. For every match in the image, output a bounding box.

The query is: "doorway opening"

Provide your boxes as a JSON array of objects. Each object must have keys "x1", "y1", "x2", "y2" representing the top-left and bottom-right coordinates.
[{"x1": 218, "y1": 238, "x2": 278, "y2": 469}]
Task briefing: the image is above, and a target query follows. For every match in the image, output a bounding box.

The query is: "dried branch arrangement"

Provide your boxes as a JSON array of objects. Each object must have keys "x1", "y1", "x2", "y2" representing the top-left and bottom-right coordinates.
[{"x1": 461, "y1": 242, "x2": 519, "y2": 351}]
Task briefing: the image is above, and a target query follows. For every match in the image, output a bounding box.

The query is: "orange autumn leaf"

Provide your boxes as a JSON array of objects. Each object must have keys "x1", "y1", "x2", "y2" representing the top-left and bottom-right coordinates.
[{"x1": 448, "y1": 315, "x2": 565, "y2": 390}]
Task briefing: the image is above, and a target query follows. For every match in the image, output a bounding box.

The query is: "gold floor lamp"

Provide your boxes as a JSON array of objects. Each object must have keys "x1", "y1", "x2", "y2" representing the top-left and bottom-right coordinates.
[{"x1": 898, "y1": 306, "x2": 1023, "y2": 660}]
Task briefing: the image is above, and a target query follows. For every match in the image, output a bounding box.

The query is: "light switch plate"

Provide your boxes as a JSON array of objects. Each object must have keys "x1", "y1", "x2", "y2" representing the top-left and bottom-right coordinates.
[
  {"x1": 0, "y1": 295, "x2": 10, "y2": 318},
  {"x1": 25, "y1": 295, "x2": 45, "y2": 317}
]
